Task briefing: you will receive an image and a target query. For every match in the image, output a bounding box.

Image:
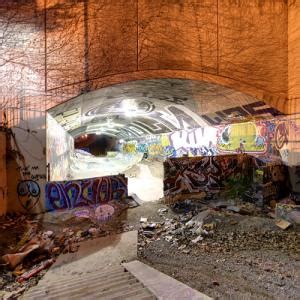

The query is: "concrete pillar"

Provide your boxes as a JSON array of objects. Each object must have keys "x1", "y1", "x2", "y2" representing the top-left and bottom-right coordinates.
[
  {"x1": 288, "y1": 0, "x2": 300, "y2": 114},
  {"x1": 0, "y1": 131, "x2": 7, "y2": 215}
]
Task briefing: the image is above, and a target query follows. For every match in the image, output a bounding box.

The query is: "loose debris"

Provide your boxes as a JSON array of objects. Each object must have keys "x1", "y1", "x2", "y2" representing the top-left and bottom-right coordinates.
[
  {"x1": 138, "y1": 198, "x2": 299, "y2": 255},
  {"x1": 138, "y1": 198, "x2": 299, "y2": 299},
  {"x1": 0, "y1": 200, "x2": 131, "y2": 298},
  {"x1": 275, "y1": 219, "x2": 292, "y2": 230},
  {"x1": 17, "y1": 258, "x2": 55, "y2": 283}
]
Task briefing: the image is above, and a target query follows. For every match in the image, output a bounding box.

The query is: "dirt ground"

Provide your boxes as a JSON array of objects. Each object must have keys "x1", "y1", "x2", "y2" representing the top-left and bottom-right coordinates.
[
  {"x1": 134, "y1": 201, "x2": 300, "y2": 300},
  {"x1": 0, "y1": 200, "x2": 299, "y2": 299}
]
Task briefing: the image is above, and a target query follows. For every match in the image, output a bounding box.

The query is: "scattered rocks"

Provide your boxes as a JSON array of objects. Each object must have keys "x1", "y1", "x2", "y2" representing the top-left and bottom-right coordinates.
[
  {"x1": 158, "y1": 208, "x2": 168, "y2": 215},
  {"x1": 140, "y1": 217, "x2": 148, "y2": 223},
  {"x1": 192, "y1": 236, "x2": 203, "y2": 243}
]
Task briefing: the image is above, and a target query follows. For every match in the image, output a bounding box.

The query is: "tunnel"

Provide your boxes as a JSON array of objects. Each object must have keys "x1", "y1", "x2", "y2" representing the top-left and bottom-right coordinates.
[{"x1": 46, "y1": 78, "x2": 286, "y2": 205}]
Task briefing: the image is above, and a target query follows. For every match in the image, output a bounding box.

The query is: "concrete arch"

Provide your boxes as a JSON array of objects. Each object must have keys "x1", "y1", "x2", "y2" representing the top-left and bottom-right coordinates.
[{"x1": 47, "y1": 70, "x2": 288, "y2": 114}]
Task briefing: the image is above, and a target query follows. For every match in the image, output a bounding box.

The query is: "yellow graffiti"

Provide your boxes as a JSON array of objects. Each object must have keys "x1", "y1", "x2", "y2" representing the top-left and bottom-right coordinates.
[
  {"x1": 123, "y1": 143, "x2": 137, "y2": 153},
  {"x1": 161, "y1": 134, "x2": 171, "y2": 147},
  {"x1": 148, "y1": 144, "x2": 164, "y2": 156},
  {"x1": 218, "y1": 122, "x2": 266, "y2": 153}
]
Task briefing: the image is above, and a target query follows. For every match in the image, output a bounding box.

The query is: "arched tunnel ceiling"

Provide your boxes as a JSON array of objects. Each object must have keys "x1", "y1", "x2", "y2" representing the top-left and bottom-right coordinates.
[{"x1": 48, "y1": 79, "x2": 284, "y2": 140}]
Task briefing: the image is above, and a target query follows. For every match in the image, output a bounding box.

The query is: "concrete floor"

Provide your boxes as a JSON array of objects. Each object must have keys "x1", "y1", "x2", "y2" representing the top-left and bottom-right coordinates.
[{"x1": 41, "y1": 231, "x2": 138, "y2": 282}]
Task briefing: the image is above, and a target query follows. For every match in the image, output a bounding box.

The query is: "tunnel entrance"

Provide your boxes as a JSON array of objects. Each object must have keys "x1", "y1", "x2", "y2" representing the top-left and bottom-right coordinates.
[{"x1": 46, "y1": 78, "x2": 286, "y2": 205}]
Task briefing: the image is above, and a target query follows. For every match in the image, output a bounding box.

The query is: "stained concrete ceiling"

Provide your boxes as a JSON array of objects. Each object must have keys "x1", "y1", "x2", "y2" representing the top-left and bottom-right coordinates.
[{"x1": 47, "y1": 79, "x2": 283, "y2": 140}]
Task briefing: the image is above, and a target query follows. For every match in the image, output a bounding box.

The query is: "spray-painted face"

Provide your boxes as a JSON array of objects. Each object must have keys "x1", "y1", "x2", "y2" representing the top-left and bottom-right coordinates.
[{"x1": 17, "y1": 180, "x2": 40, "y2": 211}]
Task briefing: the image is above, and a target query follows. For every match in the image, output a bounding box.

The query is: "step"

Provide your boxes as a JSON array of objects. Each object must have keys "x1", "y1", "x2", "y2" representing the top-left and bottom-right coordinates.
[
  {"x1": 24, "y1": 271, "x2": 133, "y2": 297},
  {"x1": 129, "y1": 293, "x2": 157, "y2": 300},
  {"x1": 39, "y1": 265, "x2": 125, "y2": 285},
  {"x1": 97, "y1": 287, "x2": 154, "y2": 300},
  {"x1": 123, "y1": 260, "x2": 212, "y2": 300},
  {"x1": 23, "y1": 277, "x2": 138, "y2": 300},
  {"x1": 83, "y1": 282, "x2": 146, "y2": 300},
  {"x1": 24, "y1": 270, "x2": 132, "y2": 292}
]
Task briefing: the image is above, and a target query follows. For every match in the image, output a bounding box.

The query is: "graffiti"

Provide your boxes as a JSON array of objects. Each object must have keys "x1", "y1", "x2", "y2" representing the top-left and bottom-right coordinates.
[
  {"x1": 201, "y1": 101, "x2": 284, "y2": 126},
  {"x1": 168, "y1": 127, "x2": 217, "y2": 156},
  {"x1": 122, "y1": 127, "x2": 218, "y2": 158},
  {"x1": 148, "y1": 144, "x2": 164, "y2": 156},
  {"x1": 275, "y1": 122, "x2": 289, "y2": 149},
  {"x1": 121, "y1": 115, "x2": 298, "y2": 166},
  {"x1": 72, "y1": 203, "x2": 115, "y2": 222},
  {"x1": 217, "y1": 122, "x2": 267, "y2": 154},
  {"x1": 45, "y1": 175, "x2": 128, "y2": 211},
  {"x1": 122, "y1": 143, "x2": 136, "y2": 154},
  {"x1": 164, "y1": 155, "x2": 253, "y2": 201},
  {"x1": 17, "y1": 180, "x2": 40, "y2": 211},
  {"x1": 85, "y1": 100, "x2": 155, "y2": 117},
  {"x1": 16, "y1": 166, "x2": 46, "y2": 180},
  {"x1": 95, "y1": 204, "x2": 115, "y2": 222},
  {"x1": 81, "y1": 100, "x2": 205, "y2": 139}
]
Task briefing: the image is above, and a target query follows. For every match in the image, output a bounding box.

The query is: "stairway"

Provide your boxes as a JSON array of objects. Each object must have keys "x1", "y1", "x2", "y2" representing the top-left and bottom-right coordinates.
[{"x1": 21, "y1": 265, "x2": 156, "y2": 300}]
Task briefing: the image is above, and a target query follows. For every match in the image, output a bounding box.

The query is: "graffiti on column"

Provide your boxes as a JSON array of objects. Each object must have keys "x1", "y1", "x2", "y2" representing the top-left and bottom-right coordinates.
[
  {"x1": 17, "y1": 180, "x2": 41, "y2": 211},
  {"x1": 45, "y1": 175, "x2": 128, "y2": 211},
  {"x1": 16, "y1": 165, "x2": 45, "y2": 211},
  {"x1": 275, "y1": 122, "x2": 289, "y2": 149}
]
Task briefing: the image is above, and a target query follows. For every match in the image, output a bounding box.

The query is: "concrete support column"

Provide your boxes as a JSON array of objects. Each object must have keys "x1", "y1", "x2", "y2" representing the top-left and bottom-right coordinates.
[
  {"x1": 288, "y1": 0, "x2": 300, "y2": 115},
  {"x1": 287, "y1": 1, "x2": 300, "y2": 192},
  {"x1": 0, "y1": 131, "x2": 7, "y2": 215}
]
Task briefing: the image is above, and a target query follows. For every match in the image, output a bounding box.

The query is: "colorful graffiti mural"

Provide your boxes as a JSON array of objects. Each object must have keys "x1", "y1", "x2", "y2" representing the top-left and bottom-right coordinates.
[
  {"x1": 163, "y1": 154, "x2": 253, "y2": 201},
  {"x1": 45, "y1": 175, "x2": 128, "y2": 211},
  {"x1": 122, "y1": 127, "x2": 217, "y2": 158},
  {"x1": 217, "y1": 122, "x2": 267, "y2": 154},
  {"x1": 122, "y1": 116, "x2": 300, "y2": 164}
]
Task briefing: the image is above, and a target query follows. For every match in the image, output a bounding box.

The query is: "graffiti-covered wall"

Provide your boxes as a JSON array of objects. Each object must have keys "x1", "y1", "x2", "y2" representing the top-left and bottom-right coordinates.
[
  {"x1": 45, "y1": 174, "x2": 128, "y2": 211},
  {"x1": 47, "y1": 114, "x2": 74, "y2": 181},
  {"x1": 6, "y1": 110, "x2": 47, "y2": 214},
  {"x1": 121, "y1": 116, "x2": 296, "y2": 164},
  {"x1": 121, "y1": 126, "x2": 218, "y2": 158},
  {"x1": 164, "y1": 154, "x2": 253, "y2": 202}
]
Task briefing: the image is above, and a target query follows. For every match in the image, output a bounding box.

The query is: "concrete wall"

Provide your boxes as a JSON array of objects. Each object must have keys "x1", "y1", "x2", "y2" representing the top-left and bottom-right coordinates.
[
  {"x1": 47, "y1": 114, "x2": 74, "y2": 181},
  {"x1": 6, "y1": 110, "x2": 46, "y2": 214},
  {"x1": 0, "y1": 131, "x2": 7, "y2": 215},
  {"x1": 0, "y1": 0, "x2": 293, "y2": 114},
  {"x1": 45, "y1": 0, "x2": 289, "y2": 113},
  {"x1": 288, "y1": 0, "x2": 300, "y2": 114}
]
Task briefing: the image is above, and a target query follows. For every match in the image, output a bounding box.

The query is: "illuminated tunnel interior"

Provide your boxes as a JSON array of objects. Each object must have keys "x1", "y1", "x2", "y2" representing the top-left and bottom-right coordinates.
[{"x1": 46, "y1": 78, "x2": 286, "y2": 202}]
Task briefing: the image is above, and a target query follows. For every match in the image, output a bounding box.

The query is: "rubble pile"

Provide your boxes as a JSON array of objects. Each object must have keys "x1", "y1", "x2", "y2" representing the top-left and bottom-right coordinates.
[
  {"x1": 0, "y1": 201, "x2": 133, "y2": 299},
  {"x1": 138, "y1": 199, "x2": 300, "y2": 257}
]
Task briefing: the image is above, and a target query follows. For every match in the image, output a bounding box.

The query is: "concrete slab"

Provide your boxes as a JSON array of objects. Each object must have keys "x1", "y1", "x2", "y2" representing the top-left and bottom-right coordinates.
[
  {"x1": 41, "y1": 231, "x2": 137, "y2": 282},
  {"x1": 123, "y1": 260, "x2": 212, "y2": 300}
]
